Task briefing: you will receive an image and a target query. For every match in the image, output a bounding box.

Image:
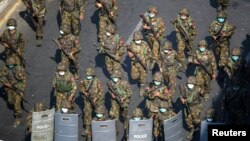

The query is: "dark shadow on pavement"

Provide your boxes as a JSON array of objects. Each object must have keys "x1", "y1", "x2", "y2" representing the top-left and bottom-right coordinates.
[
  {"x1": 123, "y1": 55, "x2": 137, "y2": 85},
  {"x1": 91, "y1": 10, "x2": 100, "y2": 41},
  {"x1": 50, "y1": 49, "x2": 61, "y2": 64},
  {"x1": 49, "y1": 88, "x2": 55, "y2": 109},
  {"x1": 166, "y1": 31, "x2": 178, "y2": 51},
  {"x1": 209, "y1": 0, "x2": 218, "y2": 9},
  {"x1": 95, "y1": 53, "x2": 110, "y2": 79},
  {"x1": 56, "y1": 10, "x2": 61, "y2": 29},
  {"x1": 19, "y1": 11, "x2": 36, "y2": 32}
]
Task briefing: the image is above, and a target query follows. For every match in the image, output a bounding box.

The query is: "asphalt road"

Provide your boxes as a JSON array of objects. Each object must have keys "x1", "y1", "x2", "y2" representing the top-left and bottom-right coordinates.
[{"x1": 0, "y1": 0, "x2": 250, "y2": 141}]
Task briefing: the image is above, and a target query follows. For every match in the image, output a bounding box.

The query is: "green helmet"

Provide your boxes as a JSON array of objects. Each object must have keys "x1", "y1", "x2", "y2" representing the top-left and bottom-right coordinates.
[
  {"x1": 95, "y1": 105, "x2": 105, "y2": 114},
  {"x1": 133, "y1": 31, "x2": 143, "y2": 40},
  {"x1": 85, "y1": 67, "x2": 95, "y2": 76},
  {"x1": 231, "y1": 47, "x2": 241, "y2": 56},
  {"x1": 106, "y1": 24, "x2": 116, "y2": 34},
  {"x1": 162, "y1": 41, "x2": 173, "y2": 50},
  {"x1": 111, "y1": 69, "x2": 122, "y2": 78},
  {"x1": 179, "y1": 8, "x2": 189, "y2": 16},
  {"x1": 187, "y1": 76, "x2": 196, "y2": 84},
  {"x1": 153, "y1": 72, "x2": 163, "y2": 82},
  {"x1": 198, "y1": 40, "x2": 208, "y2": 47},
  {"x1": 148, "y1": 6, "x2": 158, "y2": 14},
  {"x1": 217, "y1": 10, "x2": 226, "y2": 18},
  {"x1": 6, "y1": 19, "x2": 17, "y2": 27},
  {"x1": 205, "y1": 108, "x2": 215, "y2": 118},
  {"x1": 132, "y1": 108, "x2": 143, "y2": 118},
  {"x1": 6, "y1": 57, "x2": 17, "y2": 65},
  {"x1": 60, "y1": 25, "x2": 70, "y2": 35},
  {"x1": 57, "y1": 62, "x2": 67, "y2": 71},
  {"x1": 34, "y1": 102, "x2": 45, "y2": 112}
]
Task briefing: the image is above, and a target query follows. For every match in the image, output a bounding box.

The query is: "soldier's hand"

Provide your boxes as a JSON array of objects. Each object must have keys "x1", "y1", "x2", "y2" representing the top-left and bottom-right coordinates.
[
  {"x1": 175, "y1": 28, "x2": 179, "y2": 32},
  {"x1": 194, "y1": 59, "x2": 200, "y2": 65},
  {"x1": 110, "y1": 11, "x2": 114, "y2": 17},
  {"x1": 143, "y1": 25, "x2": 151, "y2": 30},
  {"x1": 128, "y1": 51, "x2": 134, "y2": 58},
  {"x1": 3, "y1": 43, "x2": 9, "y2": 48},
  {"x1": 96, "y1": 2, "x2": 102, "y2": 8},
  {"x1": 68, "y1": 95, "x2": 74, "y2": 102},
  {"x1": 111, "y1": 93, "x2": 116, "y2": 99},
  {"x1": 154, "y1": 91, "x2": 160, "y2": 97},
  {"x1": 20, "y1": 92, "x2": 24, "y2": 97},
  {"x1": 5, "y1": 83, "x2": 12, "y2": 89},
  {"x1": 80, "y1": 13, "x2": 84, "y2": 20},
  {"x1": 212, "y1": 74, "x2": 216, "y2": 80},
  {"x1": 181, "y1": 98, "x2": 186, "y2": 104}
]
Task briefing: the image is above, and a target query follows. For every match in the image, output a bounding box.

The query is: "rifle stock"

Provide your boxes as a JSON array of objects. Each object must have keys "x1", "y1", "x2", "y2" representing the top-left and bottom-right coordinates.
[
  {"x1": 126, "y1": 45, "x2": 147, "y2": 70},
  {"x1": 107, "y1": 83, "x2": 124, "y2": 108}
]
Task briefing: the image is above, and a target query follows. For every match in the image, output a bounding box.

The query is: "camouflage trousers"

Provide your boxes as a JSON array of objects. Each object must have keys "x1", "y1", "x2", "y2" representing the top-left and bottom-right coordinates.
[
  {"x1": 109, "y1": 100, "x2": 129, "y2": 129},
  {"x1": 146, "y1": 35, "x2": 160, "y2": 66},
  {"x1": 5, "y1": 88, "x2": 22, "y2": 117},
  {"x1": 176, "y1": 33, "x2": 194, "y2": 68},
  {"x1": 215, "y1": 40, "x2": 230, "y2": 67},
  {"x1": 195, "y1": 68, "x2": 211, "y2": 100},
  {"x1": 131, "y1": 62, "x2": 146, "y2": 84},
  {"x1": 55, "y1": 92, "x2": 74, "y2": 112},
  {"x1": 98, "y1": 15, "x2": 110, "y2": 42},
  {"x1": 163, "y1": 65, "x2": 179, "y2": 94},
  {"x1": 61, "y1": 52, "x2": 79, "y2": 75},
  {"x1": 33, "y1": 16, "x2": 44, "y2": 39},
  {"x1": 185, "y1": 103, "x2": 202, "y2": 130},
  {"x1": 61, "y1": 10, "x2": 80, "y2": 35},
  {"x1": 105, "y1": 56, "x2": 121, "y2": 75}
]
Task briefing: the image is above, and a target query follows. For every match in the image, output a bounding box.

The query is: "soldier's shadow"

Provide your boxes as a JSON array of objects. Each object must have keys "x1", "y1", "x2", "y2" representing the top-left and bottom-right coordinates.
[
  {"x1": 91, "y1": 10, "x2": 100, "y2": 41},
  {"x1": 122, "y1": 55, "x2": 137, "y2": 85},
  {"x1": 95, "y1": 53, "x2": 110, "y2": 79},
  {"x1": 50, "y1": 49, "x2": 62, "y2": 64},
  {"x1": 209, "y1": 0, "x2": 218, "y2": 9},
  {"x1": 56, "y1": 10, "x2": 62, "y2": 29},
  {"x1": 0, "y1": 51, "x2": 6, "y2": 61},
  {"x1": 0, "y1": 87, "x2": 15, "y2": 110},
  {"x1": 166, "y1": 31, "x2": 178, "y2": 51},
  {"x1": 19, "y1": 11, "x2": 36, "y2": 32},
  {"x1": 49, "y1": 88, "x2": 56, "y2": 109}
]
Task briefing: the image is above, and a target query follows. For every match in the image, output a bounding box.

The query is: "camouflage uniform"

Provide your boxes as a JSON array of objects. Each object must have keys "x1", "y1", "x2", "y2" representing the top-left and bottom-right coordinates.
[
  {"x1": 181, "y1": 76, "x2": 203, "y2": 140},
  {"x1": 22, "y1": 0, "x2": 46, "y2": 46},
  {"x1": 217, "y1": 0, "x2": 230, "y2": 11},
  {"x1": 79, "y1": 67, "x2": 104, "y2": 137},
  {"x1": 144, "y1": 72, "x2": 172, "y2": 139},
  {"x1": 193, "y1": 40, "x2": 217, "y2": 101},
  {"x1": 142, "y1": 6, "x2": 166, "y2": 69},
  {"x1": 0, "y1": 19, "x2": 25, "y2": 66},
  {"x1": 172, "y1": 8, "x2": 196, "y2": 68},
  {"x1": 58, "y1": 25, "x2": 81, "y2": 78},
  {"x1": 209, "y1": 10, "x2": 235, "y2": 67},
  {"x1": 100, "y1": 24, "x2": 125, "y2": 75},
  {"x1": 52, "y1": 62, "x2": 77, "y2": 112},
  {"x1": 127, "y1": 31, "x2": 151, "y2": 94},
  {"x1": 96, "y1": 0, "x2": 118, "y2": 42},
  {"x1": 158, "y1": 41, "x2": 182, "y2": 94},
  {"x1": 60, "y1": 0, "x2": 87, "y2": 35},
  {"x1": 0, "y1": 57, "x2": 26, "y2": 127},
  {"x1": 108, "y1": 70, "x2": 132, "y2": 132}
]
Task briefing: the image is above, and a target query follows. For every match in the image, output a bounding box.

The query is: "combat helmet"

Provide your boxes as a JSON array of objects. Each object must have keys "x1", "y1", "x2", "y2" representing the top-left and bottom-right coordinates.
[
  {"x1": 205, "y1": 108, "x2": 215, "y2": 119},
  {"x1": 85, "y1": 67, "x2": 95, "y2": 76},
  {"x1": 187, "y1": 76, "x2": 196, "y2": 84},
  {"x1": 217, "y1": 10, "x2": 227, "y2": 18},
  {"x1": 231, "y1": 47, "x2": 241, "y2": 56},
  {"x1": 6, "y1": 19, "x2": 17, "y2": 27},
  {"x1": 95, "y1": 105, "x2": 105, "y2": 114},
  {"x1": 198, "y1": 40, "x2": 208, "y2": 47},
  {"x1": 179, "y1": 8, "x2": 189, "y2": 16},
  {"x1": 132, "y1": 108, "x2": 143, "y2": 118},
  {"x1": 57, "y1": 62, "x2": 67, "y2": 71},
  {"x1": 153, "y1": 72, "x2": 163, "y2": 82},
  {"x1": 162, "y1": 41, "x2": 173, "y2": 50},
  {"x1": 148, "y1": 6, "x2": 158, "y2": 14},
  {"x1": 133, "y1": 31, "x2": 143, "y2": 40},
  {"x1": 111, "y1": 69, "x2": 122, "y2": 78},
  {"x1": 6, "y1": 57, "x2": 17, "y2": 66},
  {"x1": 106, "y1": 24, "x2": 116, "y2": 34},
  {"x1": 34, "y1": 102, "x2": 45, "y2": 112}
]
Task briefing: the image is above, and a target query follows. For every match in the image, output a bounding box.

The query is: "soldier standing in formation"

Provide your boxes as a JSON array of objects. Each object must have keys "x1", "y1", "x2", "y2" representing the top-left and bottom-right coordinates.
[
  {"x1": 22, "y1": 0, "x2": 46, "y2": 46},
  {"x1": 108, "y1": 70, "x2": 132, "y2": 138},
  {"x1": 95, "y1": 0, "x2": 118, "y2": 43},
  {"x1": 192, "y1": 40, "x2": 217, "y2": 101},
  {"x1": 0, "y1": 57, "x2": 26, "y2": 127},
  {"x1": 158, "y1": 40, "x2": 182, "y2": 95},
  {"x1": 127, "y1": 31, "x2": 151, "y2": 95},
  {"x1": 0, "y1": 19, "x2": 25, "y2": 67},
  {"x1": 142, "y1": 6, "x2": 166, "y2": 69},
  {"x1": 99, "y1": 24, "x2": 125, "y2": 75},
  {"x1": 59, "y1": 0, "x2": 87, "y2": 36},
  {"x1": 80, "y1": 67, "x2": 104, "y2": 138},
  {"x1": 52, "y1": 62, "x2": 77, "y2": 112},
  {"x1": 172, "y1": 8, "x2": 196, "y2": 69}
]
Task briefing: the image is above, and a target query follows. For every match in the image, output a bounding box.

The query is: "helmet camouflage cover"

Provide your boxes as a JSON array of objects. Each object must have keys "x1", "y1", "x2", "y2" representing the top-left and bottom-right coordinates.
[
  {"x1": 6, "y1": 57, "x2": 17, "y2": 65},
  {"x1": 179, "y1": 8, "x2": 189, "y2": 16},
  {"x1": 187, "y1": 76, "x2": 196, "y2": 84},
  {"x1": 132, "y1": 108, "x2": 143, "y2": 118},
  {"x1": 231, "y1": 47, "x2": 241, "y2": 56},
  {"x1": 95, "y1": 105, "x2": 105, "y2": 114},
  {"x1": 217, "y1": 10, "x2": 226, "y2": 18},
  {"x1": 148, "y1": 6, "x2": 158, "y2": 14},
  {"x1": 153, "y1": 72, "x2": 163, "y2": 82},
  {"x1": 205, "y1": 108, "x2": 215, "y2": 118},
  {"x1": 85, "y1": 67, "x2": 95, "y2": 76},
  {"x1": 60, "y1": 25, "x2": 70, "y2": 35},
  {"x1": 57, "y1": 62, "x2": 67, "y2": 71},
  {"x1": 133, "y1": 31, "x2": 143, "y2": 40},
  {"x1": 106, "y1": 24, "x2": 116, "y2": 34},
  {"x1": 6, "y1": 18, "x2": 17, "y2": 27},
  {"x1": 111, "y1": 69, "x2": 122, "y2": 78},
  {"x1": 34, "y1": 102, "x2": 45, "y2": 112},
  {"x1": 162, "y1": 41, "x2": 173, "y2": 50}
]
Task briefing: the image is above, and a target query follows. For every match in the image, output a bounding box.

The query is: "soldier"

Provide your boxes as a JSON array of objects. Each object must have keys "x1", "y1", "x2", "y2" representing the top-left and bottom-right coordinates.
[
  {"x1": 58, "y1": 25, "x2": 81, "y2": 79},
  {"x1": 52, "y1": 62, "x2": 77, "y2": 112},
  {"x1": 180, "y1": 76, "x2": 203, "y2": 140},
  {"x1": 0, "y1": 19, "x2": 25, "y2": 66},
  {"x1": 217, "y1": 0, "x2": 230, "y2": 12},
  {"x1": 80, "y1": 67, "x2": 104, "y2": 137},
  {"x1": 108, "y1": 69, "x2": 132, "y2": 137},
  {"x1": 0, "y1": 57, "x2": 26, "y2": 127},
  {"x1": 209, "y1": 10, "x2": 235, "y2": 68},
  {"x1": 142, "y1": 6, "x2": 166, "y2": 69},
  {"x1": 158, "y1": 40, "x2": 182, "y2": 94},
  {"x1": 172, "y1": 8, "x2": 196, "y2": 68},
  {"x1": 22, "y1": 0, "x2": 46, "y2": 46},
  {"x1": 99, "y1": 24, "x2": 125, "y2": 75},
  {"x1": 59, "y1": 0, "x2": 87, "y2": 36},
  {"x1": 144, "y1": 72, "x2": 172, "y2": 140},
  {"x1": 223, "y1": 79, "x2": 248, "y2": 124},
  {"x1": 127, "y1": 31, "x2": 151, "y2": 95},
  {"x1": 224, "y1": 47, "x2": 247, "y2": 85},
  {"x1": 95, "y1": 0, "x2": 118, "y2": 43},
  {"x1": 192, "y1": 40, "x2": 217, "y2": 101}
]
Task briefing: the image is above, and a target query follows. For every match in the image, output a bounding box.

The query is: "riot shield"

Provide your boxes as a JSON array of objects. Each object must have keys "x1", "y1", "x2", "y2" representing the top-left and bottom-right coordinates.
[
  {"x1": 54, "y1": 113, "x2": 78, "y2": 141},
  {"x1": 31, "y1": 108, "x2": 55, "y2": 141},
  {"x1": 163, "y1": 111, "x2": 183, "y2": 141},
  {"x1": 200, "y1": 120, "x2": 224, "y2": 141},
  {"x1": 128, "y1": 119, "x2": 153, "y2": 141},
  {"x1": 92, "y1": 120, "x2": 117, "y2": 141}
]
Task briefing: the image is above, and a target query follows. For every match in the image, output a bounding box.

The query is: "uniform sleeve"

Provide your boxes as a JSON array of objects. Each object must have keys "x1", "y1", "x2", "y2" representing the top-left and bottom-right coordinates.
[
  {"x1": 123, "y1": 81, "x2": 132, "y2": 100},
  {"x1": 73, "y1": 36, "x2": 81, "y2": 52},
  {"x1": 223, "y1": 23, "x2": 235, "y2": 37},
  {"x1": 0, "y1": 67, "x2": 8, "y2": 84},
  {"x1": 96, "y1": 79, "x2": 104, "y2": 101},
  {"x1": 189, "y1": 19, "x2": 196, "y2": 39},
  {"x1": 79, "y1": 80, "x2": 86, "y2": 93},
  {"x1": 52, "y1": 74, "x2": 57, "y2": 88},
  {"x1": 208, "y1": 21, "x2": 217, "y2": 38},
  {"x1": 210, "y1": 51, "x2": 217, "y2": 75},
  {"x1": 26, "y1": 112, "x2": 32, "y2": 131},
  {"x1": 70, "y1": 75, "x2": 77, "y2": 95},
  {"x1": 117, "y1": 36, "x2": 125, "y2": 58},
  {"x1": 77, "y1": 0, "x2": 86, "y2": 14},
  {"x1": 111, "y1": 0, "x2": 118, "y2": 16},
  {"x1": 223, "y1": 58, "x2": 232, "y2": 77},
  {"x1": 17, "y1": 32, "x2": 25, "y2": 56},
  {"x1": 157, "y1": 18, "x2": 166, "y2": 36}
]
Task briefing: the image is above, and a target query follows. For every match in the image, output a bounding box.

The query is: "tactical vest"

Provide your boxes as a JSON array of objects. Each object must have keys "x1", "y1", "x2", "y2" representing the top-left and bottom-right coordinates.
[
  {"x1": 3, "y1": 31, "x2": 21, "y2": 53},
  {"x1": 130, "y1": 42, "x2": 148, "y2": 61},
  {"x1": 185, "y1": 87, "x2": 201, "y2": 104},
  {"x1": 62, "y1": 0, "x2": 76, "y2": 12},
  {"x1": 196, "y1": 50, "x2": 211, "y2": 65},
  {"x1": 7, "y1": 67, "x2": 18, "y2": 85},
  {"x1": 56, "y1": 73, "x2": 73, "y2": 93},
  {"x1": 59, "y1": 35, "x2": 74, "y2": 53},
  {"x1": 148, "y1": 17, "x2": 161, "y2": 33},
  {"x1": 112, "y1": 81, "x2": 127, "y2": 97},
  {"x1": 161, "y1": 51, "x2": 175, "y2": 66},
  {"x1": 83, "y1": 79, "x2": 99, "y2": 98},
  {"x1": 103, "y1": 34, "x2": 119, "y2": 55},
  {"x1": 177, "y1": 16, "x2": 193, "y2": 33}
]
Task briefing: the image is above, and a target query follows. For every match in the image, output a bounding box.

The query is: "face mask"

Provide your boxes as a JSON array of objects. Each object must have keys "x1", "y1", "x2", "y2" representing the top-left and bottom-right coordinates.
[
  {"x1": 112, "y1": 77, "x2": 119, "y2": 83},
  {"x1": 61, "y1": 108, "x2": 68, "y2": 113},
  {"x1": 7, "y1": 64, "x2": 14, "y2": 69},
  {"x1": 148, "y1": 13, "x2": 155, "y2": 18},
  {"x1": 86, "y1": 76, "x2": 93, "y2": 80},
  {"x1": 199, "y1": 47, "x2": 206, "y2": 52},
  {"x1": 160, "y1": 108, "x2": 167, "y2": 113},
  {"x1": 163, "y1": 49, "x2": 169, "y2": 53},
  {"x1": 180, "y1": 15, "x2": 187, "y2": 20},
  {"x1": 133, "y1": 117, "x2": 141, "y2": 121},
  {"x1": 154, "y1": 81, "x2": 161, "y2": 86},
  {"x1": 96, "y1": 114, "x2": 103, "y2": 118},
  {"x1": 206, "y1": 118, "x2": 213, "y2": 122},
  {"x1": 106, "y1": 32, "x2": 111, "y2": 37},
  {"x1": 135, "y1": 40, "x2": 142, "y2": 44},
  {"x1": 59, "y1": 71, "x2": 65, "y2": 76},
  {"x1": 59, "y1": 30, "x2": 64, "y2": 35},
  {"x1": 231, "y1": 56, "x2": 239, "y2": 61},
  {"x1": 217, "y1": 18, "x2": 225, "y2": 23},
  {"x1": 233, "y1": 85, "x2": 240, "y2": 91},
  {"x1": 187, "y1": 84, "x2": 194, "y2": 89},
  {"x1": 8, "y1": 26, "x2": 15, "y2": 30}
]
